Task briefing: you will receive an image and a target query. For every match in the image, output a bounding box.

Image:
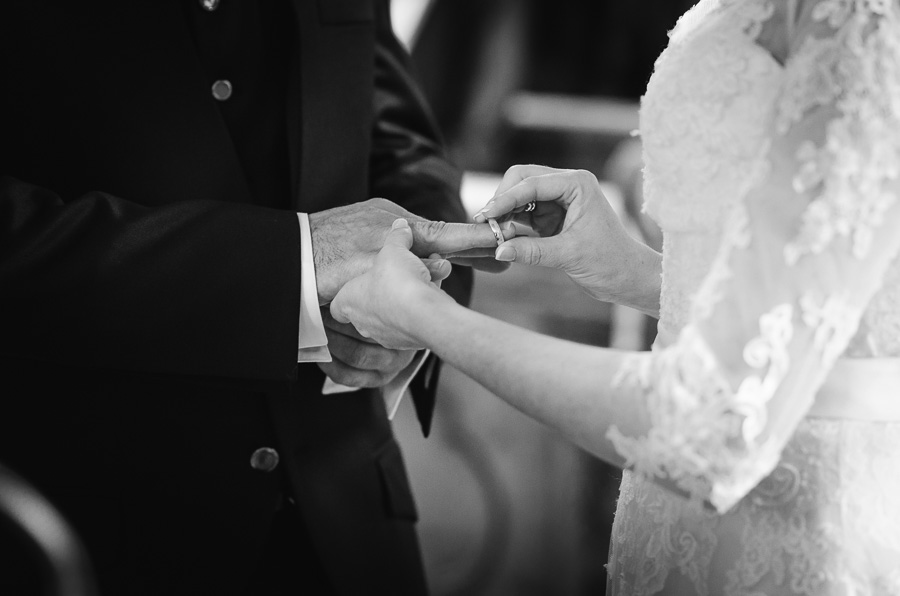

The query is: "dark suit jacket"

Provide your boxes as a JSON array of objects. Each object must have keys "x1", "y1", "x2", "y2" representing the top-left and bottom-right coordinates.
[{"x1": 0, "y1": 1, "x2": 471, "y2": 594}]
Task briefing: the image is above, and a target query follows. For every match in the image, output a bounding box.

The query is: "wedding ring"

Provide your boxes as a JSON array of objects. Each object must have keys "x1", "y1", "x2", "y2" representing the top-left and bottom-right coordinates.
[
  {"x1": 524, "y1": 201, "x2": 537, "y2": 212},
  {"x1": 487, "y1": 218, "x2": 505, "y2": 247}
]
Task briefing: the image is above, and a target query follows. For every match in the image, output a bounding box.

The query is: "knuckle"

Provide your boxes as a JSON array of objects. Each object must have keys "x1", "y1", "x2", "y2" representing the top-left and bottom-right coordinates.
[
  {"x1": 357, "y1": 351, "x2": 383, "y2": 371},
  {"x1": 517, "y1": 242, "x2": 535, "y2": 264},
  {"x1": 385, "y1": 350, "x2": 404, "y2": 369},
  {"x1": 421, "y1": 219, "x2": 448, "y2": 240},
  {"x1": 575, "y1": 169, "x2": 597, "y2": 184},
  {"x1": 326, "y1": 362, "x2": 374, "y2": 388},
  {"x1": 346, "y1": 372, "x2": 376, "y2": 388},
  {"x1": 505, "y1": 164, "x2": 526, "y2": 178},
  {"x1": 519, "y1": 176, "x2": 539, "y2": 194},
  {"x1": 346, "y1": 342, "x2": 371, "y2": 368},
  {"x1": 352, "y1": 372, "x2": 379, "y2": 388},
  {"x1": 351, "y1": 343, "x2": 389, "y2": 371},
  {"x1": 351, "y1": 369, "x2": 384, "y2": 388},
  {"x1": 332, "y1": 370, "x2": 356, "y2": 386},
  {"x1": 522, "y1": 179, "x2": 543, "y2": 203},
  {"x1": 332, "y1": 303, "x2": 350, "y2": 325},
  {"x1": 319, "y1": 362, "x2": 347, "y2": 384},
  {"x1": 526, "y1": 241, "x2": 553, "y2": 267}
]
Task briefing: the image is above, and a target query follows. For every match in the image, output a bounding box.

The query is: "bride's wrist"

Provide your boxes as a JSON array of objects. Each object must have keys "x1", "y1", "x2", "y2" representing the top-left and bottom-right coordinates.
[
  {"x1": 620, "y1": 249, "x2": 661, "y2": 318},
  {"x1": 601, "y1": 241, "x2": 662, "y2": 318},
  {"x1": 401, "y1": 285, "x2": 457, "y2": 347}
]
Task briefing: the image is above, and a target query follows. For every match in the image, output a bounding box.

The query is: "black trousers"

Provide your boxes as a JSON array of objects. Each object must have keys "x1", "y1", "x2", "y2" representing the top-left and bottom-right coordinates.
[{"x1": 243, "y1": 502, "x2": 339, "y2": 596}]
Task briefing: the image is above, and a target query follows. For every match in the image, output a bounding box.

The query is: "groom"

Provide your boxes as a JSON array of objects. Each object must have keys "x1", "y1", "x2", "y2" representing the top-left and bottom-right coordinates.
[{"x1": 0, "y1": 1, "x2": 487, "y2": 595}]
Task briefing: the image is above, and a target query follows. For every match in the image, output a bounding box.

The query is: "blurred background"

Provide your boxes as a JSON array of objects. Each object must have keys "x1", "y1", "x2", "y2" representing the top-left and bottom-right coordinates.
[{"x1": 388, "y1": 1, "x2": 694, "y2": 595}]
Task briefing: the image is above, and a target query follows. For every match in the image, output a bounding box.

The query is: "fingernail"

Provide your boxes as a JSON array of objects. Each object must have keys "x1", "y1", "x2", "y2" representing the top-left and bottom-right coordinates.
[
  {"x1": 392, "y1": 218, "x2": 409, "y2": 230},
  {"x1": 473, "y1": 201, "x2": 495, "y2": 222},
  {"x1": 495, "y1": 245, "x2": 516, "y2": 262}
]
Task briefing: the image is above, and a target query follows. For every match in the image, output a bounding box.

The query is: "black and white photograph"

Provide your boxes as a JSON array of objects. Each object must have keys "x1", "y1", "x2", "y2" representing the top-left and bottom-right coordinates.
[{"x1": 2, "y1": 0, "x2": 899, "y2": 594}]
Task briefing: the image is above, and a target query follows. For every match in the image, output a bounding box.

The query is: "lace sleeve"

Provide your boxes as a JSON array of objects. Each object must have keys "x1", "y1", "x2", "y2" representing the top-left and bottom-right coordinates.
[{"x1": 608, "y1": 0, "x2": 900, "y2": 513}]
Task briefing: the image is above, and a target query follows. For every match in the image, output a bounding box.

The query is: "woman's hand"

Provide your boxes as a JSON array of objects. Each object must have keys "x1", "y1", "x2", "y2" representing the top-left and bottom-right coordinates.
[
  {"x1": 474, "y1": 165, "x2": 662, "y2": 316},
  {"x1": 330, "y1": 219, "x2": 455, "y2": 350}
]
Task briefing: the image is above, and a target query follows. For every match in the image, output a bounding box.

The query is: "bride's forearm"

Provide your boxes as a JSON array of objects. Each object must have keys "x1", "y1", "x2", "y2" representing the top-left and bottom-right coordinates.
[{"x1": 407, "y1": 291, "x2": 647, "y2": 467}]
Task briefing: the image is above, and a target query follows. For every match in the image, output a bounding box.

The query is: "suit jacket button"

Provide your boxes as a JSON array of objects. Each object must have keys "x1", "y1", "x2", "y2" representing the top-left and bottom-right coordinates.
[
  {"x1": 211, "y1": 79, "x2": 233, "y2": 101},
  {"x1": 250, "y1": 447, "x2": 280, "y2": 472},
  {"x1": 201, "y1": 0, "x2": 220, "y2": 11}
]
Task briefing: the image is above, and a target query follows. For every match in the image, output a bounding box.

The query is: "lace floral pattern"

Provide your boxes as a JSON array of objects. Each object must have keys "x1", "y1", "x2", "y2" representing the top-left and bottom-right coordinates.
[
  {"x1": 782, "y1": 2, "x2": 900, "y2": 263},
  {"x1": 640, "y1": 0, "x2": 782, "y2": 234},
  {"x1": 689, "y1": 177, "x2": 758, "y2": 322},
  {"x1": 799, "y1": 293, "x2": 862, "y2": 366},
  {"x1": 607, "y1": 471, "x2": 718, "y2": 595},
  {"x1": 608, "y1": 0, "x2": 900, "y2": 594},
  {"x1": 611, "y1": 421, "x2": 900, "y2": 595},
  {"x1": 642, "y1": 0, "x2": 784, "y2": 337},
  {"x1": 610, "y1": 302, "x2": 795, "y2": 512},
  {"x1": 722, "y1": 421, "x2": 900, "y2": 596}
]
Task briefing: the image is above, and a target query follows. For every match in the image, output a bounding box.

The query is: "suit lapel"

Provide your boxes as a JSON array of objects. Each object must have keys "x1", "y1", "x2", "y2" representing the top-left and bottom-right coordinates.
[{"x1": 287, "y1": 0, "x2": 375, "y2": 214}]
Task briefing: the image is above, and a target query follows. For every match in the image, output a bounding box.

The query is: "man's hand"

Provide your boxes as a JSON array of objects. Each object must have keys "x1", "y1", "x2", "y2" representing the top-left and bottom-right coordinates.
[
  {"x1": 309, "y1": 198, "x2": 510, "y2": 304},
  {"x1": 331, "y1": 219, "x2": 455, "y2": 351},
  {"x1": 317, "y1": 308, "x2": 417, "y2": 389}
]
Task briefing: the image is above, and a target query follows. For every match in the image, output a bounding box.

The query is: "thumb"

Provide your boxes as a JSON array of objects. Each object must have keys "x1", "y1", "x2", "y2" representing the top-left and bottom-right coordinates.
[
  {"x1": 423, "y1": 255, "x2": 453, "y2": 283},
  {"x1": 494, "y1": 237, "x2": 560, "y2": 268},
  {"x1": 384, "y1": 218, "x2": 413, "y2": 250},
  {"x1": 330, "y1": 295, "x2": 351, "y2": 325}
]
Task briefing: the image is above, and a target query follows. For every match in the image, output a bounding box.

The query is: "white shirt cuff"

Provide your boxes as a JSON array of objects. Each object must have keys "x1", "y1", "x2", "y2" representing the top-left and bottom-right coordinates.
[
  {"x1": 296, "y1": 213, "x2": 427, "y2": 420},
  {"x1": 297, "y1": 213, "x2": 331, "y2": 363},
  {"x1": 322, "y1": 350, "x2": 431, "y2": 420}
]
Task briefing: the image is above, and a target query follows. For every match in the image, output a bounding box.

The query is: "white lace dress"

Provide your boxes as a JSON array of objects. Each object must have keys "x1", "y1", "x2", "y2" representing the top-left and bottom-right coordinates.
[{"x1": 604, "y1": 1, "x2": 900, "y2": 594}]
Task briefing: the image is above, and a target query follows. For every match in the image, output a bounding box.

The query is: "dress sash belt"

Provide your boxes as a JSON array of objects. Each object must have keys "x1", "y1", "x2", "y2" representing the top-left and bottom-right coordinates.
[{"x1": 809, "y1": 357, "x2": 900, "y2": 421}]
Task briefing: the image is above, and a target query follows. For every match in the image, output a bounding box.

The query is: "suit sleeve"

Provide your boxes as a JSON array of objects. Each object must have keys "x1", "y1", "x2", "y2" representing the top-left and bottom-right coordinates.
[{"x1": 0, "y1": 177, "x2": 302, "y2": 382}]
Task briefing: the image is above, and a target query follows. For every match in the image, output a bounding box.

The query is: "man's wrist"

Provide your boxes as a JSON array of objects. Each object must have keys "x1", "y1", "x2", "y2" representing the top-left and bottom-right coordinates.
[
  {"x1": 308, "y1": 211, "x2": 346, "y2": 306},
  {"x1": 307, "y1": 212, "x2": 327, "y2": 304}
]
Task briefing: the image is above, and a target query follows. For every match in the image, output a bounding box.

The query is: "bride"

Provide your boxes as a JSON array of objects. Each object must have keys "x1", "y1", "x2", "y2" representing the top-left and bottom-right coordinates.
[{"x1": 333, "y1": 0, "x2": 900, "y2": 593}]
